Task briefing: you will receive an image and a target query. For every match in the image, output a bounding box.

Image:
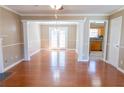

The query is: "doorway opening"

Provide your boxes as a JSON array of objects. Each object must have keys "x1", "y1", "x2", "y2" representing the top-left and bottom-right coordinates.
[
  {"x1": 22, "y1": 20, "x2": 80, "y2": 61},
  {"x1": 89, "y1": 20, "x2": 108, "y2": 61}
]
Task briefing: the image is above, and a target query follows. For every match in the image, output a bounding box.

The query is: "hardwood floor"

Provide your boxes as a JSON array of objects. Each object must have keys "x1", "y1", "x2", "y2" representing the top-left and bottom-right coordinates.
[{"x1": 0, "y1": 50, "x2": 124, "y2": 87}]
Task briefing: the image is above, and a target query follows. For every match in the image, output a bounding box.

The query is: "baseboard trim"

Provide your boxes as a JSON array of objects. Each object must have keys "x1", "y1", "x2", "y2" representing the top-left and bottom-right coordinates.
[
  {"x1": 30, "y1": 49, "x2": 41, "y2": 57},
  {"x1": 106, "y1": 60, "x2": 124, "y2": 74},
  {"x1": 4, "y1": 59, "x2": 24, "y2": 72},
  {"x1": 104, "y1": 60, "x2": 108, "y2": 63},
  {"x1": 117, "y1": 67, "x2": 124, "y2": 74}
]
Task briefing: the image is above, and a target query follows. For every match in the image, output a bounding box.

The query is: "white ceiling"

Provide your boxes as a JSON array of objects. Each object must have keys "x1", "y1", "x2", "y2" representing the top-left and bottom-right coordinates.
[{"x1": 5, "y1": 5, "x2": 124, "y2": 16}]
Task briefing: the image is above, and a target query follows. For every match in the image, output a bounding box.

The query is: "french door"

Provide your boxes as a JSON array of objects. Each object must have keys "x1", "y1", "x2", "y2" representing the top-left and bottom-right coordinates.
[{"x1": 49, "y1": 27, "x2": 67, "y2": 50}]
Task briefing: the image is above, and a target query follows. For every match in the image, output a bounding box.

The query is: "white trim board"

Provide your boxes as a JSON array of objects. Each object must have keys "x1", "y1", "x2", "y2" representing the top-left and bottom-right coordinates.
[
  {"x1": 104, "y1": 60, "x2": 109, "y2": 63},
  {"x1": 0, "y1": 5, "x2": 21, "y2": 15},
  {"x1": 117, "y1": 67, "x2": 124, "y2": 74},
  {"x1": 4, "y1": 59, "x2": 24, "y2": 72},
  {"x1": 106, "y1": 60, "x2": 124, "y2": 74},
  {"x1": 0, "y1": 6, "x2": 109, "y2": 16},
  {"x1": 20, "y1": 14, "x2": 109, "y2": 16},
  {"x1": 2, "y1": 43, "x2": 24, "y2": 48},
  {"x1": 30, "y1": 49, "x2": 41, "y2": 57},
  {"x1": 109, "y1": 7, "x2": 124, "y2": 16},
  {"x1": 22, "y1": 19, "x2": 84, "y2": 23},
  {"x1": 1, "y1": 5, "x2": 124, "y2": 17}
]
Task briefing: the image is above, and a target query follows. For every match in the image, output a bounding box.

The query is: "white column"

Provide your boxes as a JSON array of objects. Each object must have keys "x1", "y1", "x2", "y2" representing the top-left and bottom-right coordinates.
[
  {"x1": 22, "y1": 21, "x2": 30, "y2": 61},
  {"x1": 77, "y1": 20, "x2": 85, "y2": 61},
  {"x1": 76, "y1": 24, "x2": 79, "y2": 54},
  {"x1": 83, "y1": 18, "x2": 89, "y2": 61},
  {"x1": 103, "y1": 20, "x2": 108, "y2": 61},
  {"x1": 0, "y1": 38, "x2": 4, "y2": 73}
]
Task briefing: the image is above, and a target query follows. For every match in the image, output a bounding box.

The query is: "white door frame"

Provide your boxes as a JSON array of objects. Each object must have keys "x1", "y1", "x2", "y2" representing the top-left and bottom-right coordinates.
[{"x1": 88, "y1": 20, "x2": 109, "y2": 61}]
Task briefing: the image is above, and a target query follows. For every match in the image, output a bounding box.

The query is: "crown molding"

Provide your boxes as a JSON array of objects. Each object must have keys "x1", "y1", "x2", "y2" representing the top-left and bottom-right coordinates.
[
  {"x1": 37, "y1": 21, "x2": 79, "y2": 25},
  {"x1": 109, "y1": 7, "x2": 124, "y2": 16},
  {"x1": 20, "y1": 13, "x2": 109, "y2": 16},
  {"x1": 0, "y1": 5, "x2": 21, "y2": 15},
  {"x1": 1, "y1": 5, "x2": 123, "y2": 17},
  {"x1": 0, "y1": 5, "x2": 109, "y2": 17},
  {"x1": 21, "y1": 19, "x2": 84, "y2": 23}
]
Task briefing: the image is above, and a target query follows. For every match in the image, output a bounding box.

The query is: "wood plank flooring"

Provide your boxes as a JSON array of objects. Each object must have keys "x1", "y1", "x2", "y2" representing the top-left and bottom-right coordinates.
[{"x1": 0, "y1": 50, "x2": 124, "y2": 87}]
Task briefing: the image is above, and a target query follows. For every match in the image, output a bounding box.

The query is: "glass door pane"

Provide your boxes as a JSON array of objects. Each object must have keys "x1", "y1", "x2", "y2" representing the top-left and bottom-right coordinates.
[
  {"x1": 59, "y1": 30, "x2": 66, "y2": 49},
  {"x1": 49, "y1": 27, "x2": 67, "y2": 50},
  {"x1": 50, "y1": 28, "x2": 58, "y2": 49}
]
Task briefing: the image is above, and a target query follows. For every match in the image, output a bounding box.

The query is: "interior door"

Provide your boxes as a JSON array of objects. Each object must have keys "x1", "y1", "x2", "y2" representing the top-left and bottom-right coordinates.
[{"x1": 108, "y1": 16, "x2": 122, "y2": 68}]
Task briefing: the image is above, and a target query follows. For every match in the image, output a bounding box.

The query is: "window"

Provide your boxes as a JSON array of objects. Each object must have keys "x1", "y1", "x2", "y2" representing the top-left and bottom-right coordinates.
[{"x1": 90, "y1": 29, "x2": 98, "y2": 38}]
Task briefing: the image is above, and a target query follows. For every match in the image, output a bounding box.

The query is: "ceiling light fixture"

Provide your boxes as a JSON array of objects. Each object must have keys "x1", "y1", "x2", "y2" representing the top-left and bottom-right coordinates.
[
  {"x1": 50, "y1": 5, "x2": 63, "y2": 10},
  {"x1": 49, "y1": 5, "x2": 63, "y2": 32}
]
